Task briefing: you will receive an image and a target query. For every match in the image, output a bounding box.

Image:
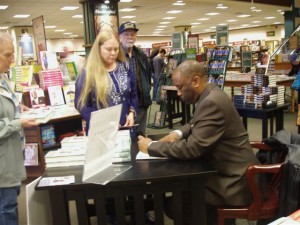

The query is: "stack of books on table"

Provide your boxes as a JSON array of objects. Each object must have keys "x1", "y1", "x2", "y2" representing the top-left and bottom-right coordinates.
[
  {"x1": 20, "y1": 107, "x2": 56, "y2": 124},
  {"x1": 45, "y1": 136, "x2": 88, "y2": 168}
]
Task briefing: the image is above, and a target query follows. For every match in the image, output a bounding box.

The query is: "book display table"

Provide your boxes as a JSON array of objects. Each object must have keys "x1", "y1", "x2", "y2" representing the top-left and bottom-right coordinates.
[
  {"x1": 36, "y1": 159, "x2": 217, "y2": 225},
  {"x1": 225, "y1": 73, "x2": 295, "y2": 111},
  {"x1": 235, "y1": 103, "x2": 290, "y2": 139}
]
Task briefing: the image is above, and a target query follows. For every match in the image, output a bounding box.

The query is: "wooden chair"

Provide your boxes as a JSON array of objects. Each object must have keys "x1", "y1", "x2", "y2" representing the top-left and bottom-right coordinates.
[{"x1": 217, "y1": 142, "x2": 285, "y2": 225}]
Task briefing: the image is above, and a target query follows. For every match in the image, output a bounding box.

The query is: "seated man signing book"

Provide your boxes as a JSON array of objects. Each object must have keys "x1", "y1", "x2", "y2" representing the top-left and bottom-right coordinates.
[{"x1": 137, "y1": 60, "x2": 259, "y2": 225}]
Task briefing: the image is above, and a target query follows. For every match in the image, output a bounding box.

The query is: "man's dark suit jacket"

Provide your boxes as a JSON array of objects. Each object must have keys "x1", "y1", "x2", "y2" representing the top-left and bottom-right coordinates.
[{"x1": 148, "y1": 83, "x2": 259, "y2": 206}]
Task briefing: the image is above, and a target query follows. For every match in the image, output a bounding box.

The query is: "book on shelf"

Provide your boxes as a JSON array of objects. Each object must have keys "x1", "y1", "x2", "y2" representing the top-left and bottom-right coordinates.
[
  {"x1": 24, "y1": 143, "x2": 39, "y2": 166},
  {"x1": 63, "y1": 84, "x2": 75, "y2": 107},
  {"x1": 47, "y1": 85, "x2": 65, "y2": 106},
  {"x1": 112, "y1": 130, "x2": 131, "y2": 163},
  {"x1": 41, "y1": 124, "x2": 56, "y2": 148},
  {"x1": 39, "y1": 69, "x2": 64, "y2": 90},
  {"x1": 20, "y1": 107, "x2": 55, "y2": 124},
  {"x1": 46, "y1": 160, "x2": 85, "y2": 168},
  {"x1": 40, "y1": 51, "x2": 59, "y2": 70},
  {"x1": 39, "y1": 175, "x2": 75, "y2": 186},
  {"x1": 66, "y1": 62, "x2": 77, "y2": 81},
  {"x1": 61, "y1": 136, "x2": 88, "y2": 148},
  {"x1": 45, "y1": 148, "x2": 86, "y2": 163},
  {"x1": 29, "y1": 88, "x2": 46, "y2": 108}
]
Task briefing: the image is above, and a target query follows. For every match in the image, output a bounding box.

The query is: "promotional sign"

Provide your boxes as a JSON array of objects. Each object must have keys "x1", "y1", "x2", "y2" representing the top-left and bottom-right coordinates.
[
  {"x1": 94, "y1": 3, "x2": 119, "y2": 36},
  {"x1": 216, "y1": 25, "x2": 229, "y2": 46},
  {"x1": 32, "y1": 16, "x2": 47, "y2": 64}
]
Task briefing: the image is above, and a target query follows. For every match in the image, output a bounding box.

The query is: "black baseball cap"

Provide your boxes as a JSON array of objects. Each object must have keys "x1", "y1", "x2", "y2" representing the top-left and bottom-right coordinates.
[{"x1": 119, "y1": 21, "x2": 139, "y2": 34}]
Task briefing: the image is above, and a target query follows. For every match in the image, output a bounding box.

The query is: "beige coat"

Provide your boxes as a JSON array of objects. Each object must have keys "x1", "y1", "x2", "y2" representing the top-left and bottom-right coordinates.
[{"x1": 148, "y1": 84, "x2": 259, "y2": 206}]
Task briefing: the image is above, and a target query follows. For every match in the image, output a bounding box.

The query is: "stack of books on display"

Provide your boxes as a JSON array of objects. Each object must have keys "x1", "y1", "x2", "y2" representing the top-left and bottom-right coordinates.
[
  {"x1": 39, "y1": 69, "x2": 64, "y2": 90},
  {"x1": 10, "y1": 65, "x2": 34, "y2": 92},
  {"x1": 45, "y1": 136, "x2": 88, "y2": 168},
  {"x1": 112, "y1": 130, "x2": 131, "y2": 163},
  {"x1": 234, "y1": 74, "x2": 285, "y2": 109}
]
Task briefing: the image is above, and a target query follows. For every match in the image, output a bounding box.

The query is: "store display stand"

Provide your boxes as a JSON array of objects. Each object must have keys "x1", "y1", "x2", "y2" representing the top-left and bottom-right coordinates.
[{"x1": 207, "y1": 46, "x2": 232, "y2": 90}]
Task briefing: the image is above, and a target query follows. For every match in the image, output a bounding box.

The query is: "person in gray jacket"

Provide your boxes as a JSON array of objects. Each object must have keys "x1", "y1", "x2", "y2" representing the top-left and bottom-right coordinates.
[
  {"x1": 0, "y1": 32, "x2": 39, "y2": 225},
  {"x1": 138, "y1": 60, "x2": 259, "y2": 225}
]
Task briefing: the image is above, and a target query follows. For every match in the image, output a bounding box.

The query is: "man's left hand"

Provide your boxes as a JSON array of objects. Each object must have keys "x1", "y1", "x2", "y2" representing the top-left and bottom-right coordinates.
[{"x1": 137, "y1": 135, "x2": 152, "y2": 153}]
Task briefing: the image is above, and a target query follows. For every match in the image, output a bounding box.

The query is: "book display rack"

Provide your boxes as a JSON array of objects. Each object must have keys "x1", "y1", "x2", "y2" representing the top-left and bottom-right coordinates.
[
  {"x1": 22, "y1": 90, "x2": 83, "y2": 180},
  {"x1": 207, "y1": 46, "x2": 232, "y2": 90}
]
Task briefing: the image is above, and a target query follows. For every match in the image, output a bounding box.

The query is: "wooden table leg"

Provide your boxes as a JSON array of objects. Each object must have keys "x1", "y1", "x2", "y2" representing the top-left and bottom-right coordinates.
[
  {"x1": 291, "y1": 89, "x2": 295, "y2": 113},
  {"x1": 49, "y1": 189, "x2": 70, "y2": 225},
  {"x1": 231, "y1": 87, "x2": 234, "y2": 100}
]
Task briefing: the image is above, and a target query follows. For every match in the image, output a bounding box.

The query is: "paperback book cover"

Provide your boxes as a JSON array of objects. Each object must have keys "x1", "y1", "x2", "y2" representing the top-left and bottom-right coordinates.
[
  {"x1": 24, "y1": 143, "x2": 39, "y2": 166},
  {"x1": 63, "y1": 84, "x2": 75, "y2": 107},
  {"x1": 29, "y1": 88, "x2": 46, "y2": 108},
  {"x1": 47, "y1": 86, "x2": 65, "y2": 106},
  {"x1": 41, "y1": 124, "x2": 56, "y2": 148}
]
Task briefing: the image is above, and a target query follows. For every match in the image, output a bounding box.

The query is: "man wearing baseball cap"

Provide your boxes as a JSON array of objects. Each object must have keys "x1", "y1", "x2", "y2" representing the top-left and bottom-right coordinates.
[{"x1": 119, "y1": 22, "x2": 152, "y2": 155}]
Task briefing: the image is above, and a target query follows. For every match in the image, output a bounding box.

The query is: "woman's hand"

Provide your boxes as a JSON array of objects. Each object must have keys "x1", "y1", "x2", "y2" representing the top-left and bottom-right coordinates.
[{"x1": 123, "y1": 112, "x2": 134, "y2": 127}]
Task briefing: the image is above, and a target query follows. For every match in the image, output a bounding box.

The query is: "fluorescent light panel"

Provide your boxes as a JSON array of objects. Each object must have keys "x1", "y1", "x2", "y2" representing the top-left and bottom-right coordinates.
[
  {"x1": 60, "y1": 6, "x2": 79, "y2": 10},
  {"x1": 13, "y1": 14, "x2": 30, "y2": 18},
  {"x1": 0, "y1": 5, "x2": 8, "y2": 9}
]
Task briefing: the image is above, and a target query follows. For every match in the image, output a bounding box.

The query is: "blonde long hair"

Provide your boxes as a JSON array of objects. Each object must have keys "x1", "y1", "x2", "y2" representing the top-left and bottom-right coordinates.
[{"x1": 77, "y1": 30, "x2": 126, "y2": 109}]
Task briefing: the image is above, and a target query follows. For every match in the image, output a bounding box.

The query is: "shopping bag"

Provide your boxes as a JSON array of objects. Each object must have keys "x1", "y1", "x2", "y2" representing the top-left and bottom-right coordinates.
[{"x1": 291, "y1": 72, "x2": 300, "y2": 90}]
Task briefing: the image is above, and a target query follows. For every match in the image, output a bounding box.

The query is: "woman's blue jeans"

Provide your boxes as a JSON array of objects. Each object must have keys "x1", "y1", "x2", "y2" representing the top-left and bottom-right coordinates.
[{"x1": 0, "y1": 186, "x2": 20, "y2": 225}]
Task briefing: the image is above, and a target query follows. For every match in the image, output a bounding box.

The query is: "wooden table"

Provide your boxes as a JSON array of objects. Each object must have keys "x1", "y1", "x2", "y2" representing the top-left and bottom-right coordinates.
[
  {"x1": 235, "y1": 103, "x2": 290, "y2": 139},
  {"x1": 161, "y1": 85, "x2": 192, "y2": 129},
  {"x1": 225, "y1": 74, "x2": 296, "y2": 112},
  {"x1": 36, "y1": 160, "x2": 217, "y2": 225}
]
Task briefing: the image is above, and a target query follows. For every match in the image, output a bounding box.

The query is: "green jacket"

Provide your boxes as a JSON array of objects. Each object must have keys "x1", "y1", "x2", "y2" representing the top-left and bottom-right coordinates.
[{"x1": 0, "y1": 76, "x2": 26, "y2": 187}]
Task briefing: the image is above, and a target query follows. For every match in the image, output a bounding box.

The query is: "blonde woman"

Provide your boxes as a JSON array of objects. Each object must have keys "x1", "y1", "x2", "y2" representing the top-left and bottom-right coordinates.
[{"x1": 75, "y1": 30, "x2": 137, "y2": 134}]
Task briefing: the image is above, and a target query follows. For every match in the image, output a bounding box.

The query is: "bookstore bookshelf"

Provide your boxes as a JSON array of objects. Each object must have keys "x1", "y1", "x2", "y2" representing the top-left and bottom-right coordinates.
[{"x1": 22, "y1": 90, "x2": 83, "y2": 180}]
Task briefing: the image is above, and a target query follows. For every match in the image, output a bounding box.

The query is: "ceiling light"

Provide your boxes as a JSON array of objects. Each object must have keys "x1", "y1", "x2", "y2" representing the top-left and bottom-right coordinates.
[
  {"x1": 55, "y1": 29, "x2": 65, "y2": 32},
  {"x1": 104, "y1": 0, "x2": 110, "y2": 3},
  {"x1": 251, "y1": 21, "x2": 261, "y2": 23},
  {"x1": 13, "y1": 14, "x2": 30, "y2": 18},
  {"x1": 216, "y1": 4, "x2": 228, "y2": 9},
  {"x1": 227, "y1": 19, "x2": 237, "y2": 22},
  {"x1": 72, "y1": 15, "x2": 83, "y2": 18},
  {"x1": 155, "y1": 29, "x2": 164, "y2": 31},
  {"x1": 0, "y1": 26, "x2": 8, "y2": 30},
  {"x1": 157, "y1": 26, "x2": 167, "y2": 28},
  {"x1": 121, "y1": 15, "x2": 136, "y2": 18},
  {"x1": 172, "y1": 2, "x2": 186, "y2": 6},
  {"x1": 0, "y1": 5, "x2": 8, "y2": 10},
  {"x1": 190, "y1": 22, "x2": 201, "y2": 25},
  {"x1": 265, "y1": 16, "x2": 276, "y2": 19},
  {"x1": 120, "y1": 0, "x2": 132, "y2": 2},
  {"x1": 237, "y1": 14, "x2": 251, "y2": 18},
  {"x1": 60, "y1": 6, "x2": 79, "y2": 10},
  {"x1": 241, "y1": 24, "x2": 250, "y2": 27},
  {"x1": 63, "y1": 32, "x2": 72, "y2": 35},
  {"x1": 206, "y1": 12, "x2": 220, "y2": 16},
  {"x1": 167, "y1": 10, "x2": 182, "y2": 14},
  {"x1": 218, "y1": 23, "x2": 227, "y2": 26},
  {"x1": 45, "y1": 26, "x2": 57, "y2": 28},
  {"x1": 197, "y1": 18, "x2": 209, "y2": 21},
  {"x1": 162, "y1": 17, "x2": 176, "y2": 20},
  {"x1": 119, "y1": 8, "x2": 136, "y2": 12},
  {"x1": 159, "y1": 22, "x2": 171, "y2": 24}
]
